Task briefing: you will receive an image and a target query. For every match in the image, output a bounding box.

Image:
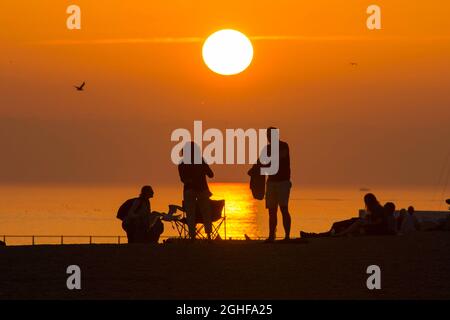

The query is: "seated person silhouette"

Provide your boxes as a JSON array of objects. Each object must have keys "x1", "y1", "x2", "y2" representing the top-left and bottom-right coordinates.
[
  {"x1": 398, "y1": 206, "x2": 420, "y2": 234},
  {"x1": 301, "y1": 193, "x2": 392, "y2": 238}
]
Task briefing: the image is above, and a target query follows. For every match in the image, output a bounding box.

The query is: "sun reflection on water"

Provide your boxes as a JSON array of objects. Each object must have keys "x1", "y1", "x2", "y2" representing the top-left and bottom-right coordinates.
[{"x1": 209, "y1": 183, "x2": 260, "y2": 239}]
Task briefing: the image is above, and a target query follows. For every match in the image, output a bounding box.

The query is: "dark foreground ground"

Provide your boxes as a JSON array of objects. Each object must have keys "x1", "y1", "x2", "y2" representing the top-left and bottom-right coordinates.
[{"x1": 0, "y1": 231, "x2": 449, "y2": 299}]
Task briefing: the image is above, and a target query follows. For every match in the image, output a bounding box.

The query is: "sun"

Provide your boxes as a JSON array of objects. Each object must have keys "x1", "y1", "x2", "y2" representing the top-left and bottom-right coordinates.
[{"x1": 202, "y1": 29, "x2": 254, "y2": 76}]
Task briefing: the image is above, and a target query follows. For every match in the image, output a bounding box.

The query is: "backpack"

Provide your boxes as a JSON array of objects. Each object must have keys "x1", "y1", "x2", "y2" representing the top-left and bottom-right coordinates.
[
  {"x1": 117, "y1": 198, "x2": 137, "y2": 221},
  {"x1": 248, "y1": 164, "x2": 265, "y2": 200}
]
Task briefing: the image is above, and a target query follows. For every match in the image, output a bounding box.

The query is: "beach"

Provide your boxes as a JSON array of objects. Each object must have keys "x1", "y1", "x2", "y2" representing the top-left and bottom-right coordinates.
[{"x1": 1, "y1": 231, "x2": 449, "y2": 300}]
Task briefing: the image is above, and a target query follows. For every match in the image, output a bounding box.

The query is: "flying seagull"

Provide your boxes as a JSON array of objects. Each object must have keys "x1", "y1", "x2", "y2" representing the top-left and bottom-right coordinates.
[
  {"x1": 350, "y1": 62, "x2": 358, "y2": 67},
  {"x1": 74, "y1": 82, "x2": 86, "y2": 91}
]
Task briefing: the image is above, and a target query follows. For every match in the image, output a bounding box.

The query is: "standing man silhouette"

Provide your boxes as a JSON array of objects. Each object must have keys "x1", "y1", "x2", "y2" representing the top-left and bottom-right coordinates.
[{"x1": 261, "y1": 127, "x2": 292, "y2": 242}]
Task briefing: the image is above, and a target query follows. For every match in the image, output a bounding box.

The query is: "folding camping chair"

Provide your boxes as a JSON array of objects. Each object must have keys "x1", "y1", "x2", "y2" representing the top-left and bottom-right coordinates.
[{"x1": 171, "y1": 199, "x2": 226, "y2": 240}]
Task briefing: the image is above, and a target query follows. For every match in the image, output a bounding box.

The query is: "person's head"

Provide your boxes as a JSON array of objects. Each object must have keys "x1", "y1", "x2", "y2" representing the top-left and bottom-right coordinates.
[
  {"x1": 181, "y1": 141, "x2": 201, "y2": 164},
  {"x1": 384, "y1": 202, "x2": 396, "y2": 216},
  {"x1": 140, "y1": 185, "x2": 154, "y2": 199},
  {"x1": 266, "y1": 127, "x2": 279, "y2": 144},
  {"x1": 446, "y1": 199, "x2": 450, "y2": 205},
  {"x1": 364, "y1": 193, "x2": 380, "y2": 212},
  {"x1": 399, "y1": 208, "x2": 407, "y2": 217},
  {"x1": 407, "y1": 206, "x2": 415, "y2": 216}
]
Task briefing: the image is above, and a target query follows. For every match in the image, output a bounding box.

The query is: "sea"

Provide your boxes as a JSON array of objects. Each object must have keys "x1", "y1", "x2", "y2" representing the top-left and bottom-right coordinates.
[{"x1": 0, "y1": 183, "x2": 447, "y2": 245}]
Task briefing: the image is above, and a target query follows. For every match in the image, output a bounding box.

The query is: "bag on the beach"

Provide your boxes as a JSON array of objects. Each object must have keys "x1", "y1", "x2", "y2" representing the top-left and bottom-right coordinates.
[
  {"x1": 248, "y1": 164, "x2": 266, "y2": 200},
  {"x1": 117, "y1": 198, "x2": 137, "y2": 221}
]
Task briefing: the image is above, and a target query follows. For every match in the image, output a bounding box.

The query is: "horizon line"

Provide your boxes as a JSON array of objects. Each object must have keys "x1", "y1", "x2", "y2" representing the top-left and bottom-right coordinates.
[{"x1": 28, "y1": 34, "x2": 450, "y2": 45}]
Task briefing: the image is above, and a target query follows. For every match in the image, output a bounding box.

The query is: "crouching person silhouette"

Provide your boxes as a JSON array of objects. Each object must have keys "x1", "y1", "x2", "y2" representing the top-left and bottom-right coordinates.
[{"x1": 117, "y1": 185, "x2": 164, "y2": 244}]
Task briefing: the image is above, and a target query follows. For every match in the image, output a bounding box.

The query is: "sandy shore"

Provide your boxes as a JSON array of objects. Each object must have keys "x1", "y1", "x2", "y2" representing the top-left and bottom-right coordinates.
[{"x1": 0, "y1": 231, "x2": 449, "y2": 300}]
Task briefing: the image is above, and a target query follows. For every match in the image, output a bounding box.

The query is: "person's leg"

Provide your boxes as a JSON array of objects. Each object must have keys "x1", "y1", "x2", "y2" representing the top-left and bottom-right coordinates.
[
  {"x1": 265, "y1": 181, "x2": 278, "y2": 241},
  {"x1": 198, "y1": 191, "x2": 212, "y2": 240},
  {"x1": 149, "y1": 219, "x2": 164, "y2": 243},
  {"x1": 126, "y1": 229, "x2": 134, "y2": 243},
  {"x1": 135, "y1": 216, "x2": 147, "y2": 243},
  {"x1": 183, "y1": 190, "x2": 197, "y2": 239},
  {"x1": 335, "y1": 219, "x2": 362, "y2": 236},
  {"x1": 278, "y1": 181, "x2": 292, "y2": 239},
  {"x1": 268, "y1": 207, "x2": 278, "y2": 241},
  {"x1": 122, "y1": 221, "x2": 133, "y2": 243},
  {"x1": 280, "y1": 206, "x2": 291, "y2": 239},
  {"x1": 126, "y1": 218, "x2": 139, "y2": 243}
]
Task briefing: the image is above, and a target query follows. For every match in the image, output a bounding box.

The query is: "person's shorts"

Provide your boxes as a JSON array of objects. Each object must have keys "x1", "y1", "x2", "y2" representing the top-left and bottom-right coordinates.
[{"x1": 265, "y1": 180, "x2": 292, "y2": 209}]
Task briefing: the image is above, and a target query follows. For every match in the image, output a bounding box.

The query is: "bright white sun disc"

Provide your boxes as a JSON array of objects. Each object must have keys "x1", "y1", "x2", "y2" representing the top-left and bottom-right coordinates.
[{"x1": 202, "y1": 29, "x2": 253, "y2": 75}]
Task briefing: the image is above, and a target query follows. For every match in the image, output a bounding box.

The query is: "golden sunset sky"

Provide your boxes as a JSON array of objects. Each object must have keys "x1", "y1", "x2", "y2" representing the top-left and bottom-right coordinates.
[{"x1": 1, "y1": 0, "x2": 449, "y2": 187}]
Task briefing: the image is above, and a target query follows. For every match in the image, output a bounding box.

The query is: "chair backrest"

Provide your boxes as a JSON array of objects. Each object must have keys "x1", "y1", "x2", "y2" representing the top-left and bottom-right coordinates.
[{"x1": 195, "y1": 199, "x2": 225, "y2": 223}]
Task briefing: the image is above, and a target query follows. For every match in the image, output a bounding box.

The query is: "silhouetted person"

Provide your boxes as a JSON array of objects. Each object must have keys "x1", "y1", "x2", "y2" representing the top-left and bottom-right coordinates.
[
  {"x1": 259, "y1": 127, "x2": 292, "y2": 242},
  {"x1": 398, "y1": 206, "x2": 419, "y2": 234},
  {"x1": 397, "y1": 208, "x2": 407, "y2": 229},
  {"x1": 383, "y1": 202, "x2": 397, "y2": 235},
  {"x1": 118, "y1": 185, "x2": 163, "y2": 243},
  {"x1": 178, "y1": 142, "x2": 214, "y2": 240},
  {"x1": 302, "y1": 193, "x2": 384, "y2": 238},
  {"x1": 332, "y1": 193, "x2": 386, "y2": 236}
]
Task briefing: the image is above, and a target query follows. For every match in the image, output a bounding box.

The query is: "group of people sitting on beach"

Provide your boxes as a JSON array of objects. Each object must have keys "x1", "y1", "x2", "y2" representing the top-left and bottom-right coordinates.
[
  {"x1": 115, "y1": 126, "x2": 450, "y2": 244},
  {"x1": 301, "y1": 193, "x2": 450, "y2": 239}
]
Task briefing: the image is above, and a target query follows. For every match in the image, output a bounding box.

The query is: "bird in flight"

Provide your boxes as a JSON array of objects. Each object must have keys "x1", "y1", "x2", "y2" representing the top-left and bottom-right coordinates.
[
  {"x1": 74, "y1": 82, "x2": 86, "y2": 91},
  {"x1": 350, "y1": 62, "x2": 358, "y2": 67}
]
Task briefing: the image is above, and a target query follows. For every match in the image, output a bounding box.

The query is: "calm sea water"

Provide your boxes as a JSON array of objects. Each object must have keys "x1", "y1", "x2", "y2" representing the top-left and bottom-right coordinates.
[{"x1": 0, "y1": 183, "x2": 446, "y2": 245}]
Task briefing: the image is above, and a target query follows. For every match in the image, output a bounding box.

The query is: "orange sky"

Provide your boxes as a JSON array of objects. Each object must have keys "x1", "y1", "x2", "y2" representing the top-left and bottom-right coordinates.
[{"x1": 1, "y1": 0, "x2": 449, "y2": 187}]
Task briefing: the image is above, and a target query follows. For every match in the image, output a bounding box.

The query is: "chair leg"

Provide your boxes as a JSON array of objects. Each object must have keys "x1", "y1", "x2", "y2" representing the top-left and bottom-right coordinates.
[
  {"x1": 209, "y1": 218, "x2": 225, "y2": 240},
  {"x1": 196, "y1": 225, "x2": 206, "y2": 239}
]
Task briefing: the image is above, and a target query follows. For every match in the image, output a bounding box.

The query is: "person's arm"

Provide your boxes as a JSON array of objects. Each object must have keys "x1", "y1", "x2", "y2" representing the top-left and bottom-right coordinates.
[
  {"x1": 258, "y1": 145, "x2": 270, "y2": 168},
  {"x1": 148, "y1": 211, "x2": 161, "y2": 228},
  {"x1": 127, "y1": 199, "x2": 140, "y2": 219},
  {"x1": 203, "y1": 160, "x2": 214, "y2": 178},
  {"x1": 248, "y1": 162, "x2": 261, "y2": 176},
  {"x1": 178, "y1": 164, "x2": 187, "y2": 183},
  {"x1": 179, "y1": 163, "x2": 194, "y2": 188},
  {"x1": 280, "y1": 144, "x2": 289, "y2": 159},
  {"x1": 257, "y1": 143, "x2": 288, "y2": 168}
]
